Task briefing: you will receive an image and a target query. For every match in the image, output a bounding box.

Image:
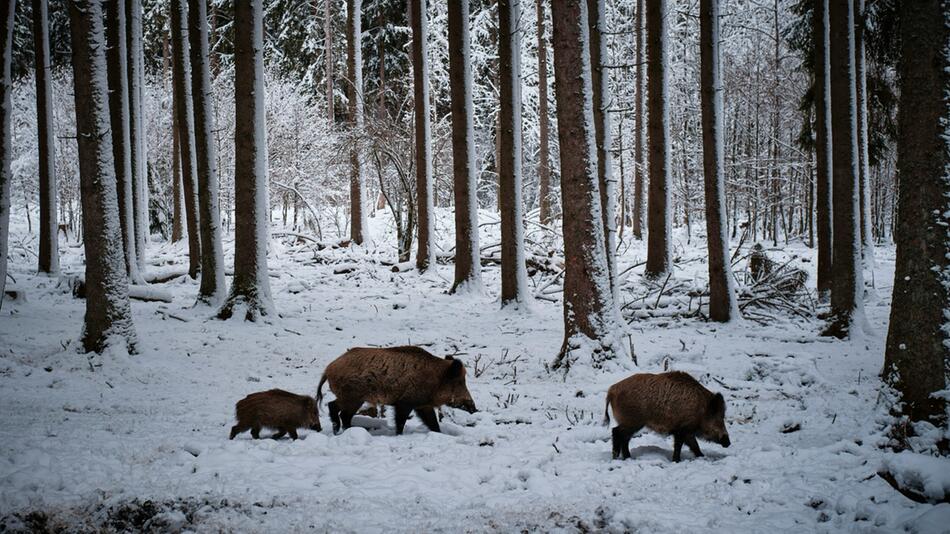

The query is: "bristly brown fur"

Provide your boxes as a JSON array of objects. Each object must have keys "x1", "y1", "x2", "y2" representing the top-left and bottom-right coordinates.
[{"x1": 230, "y1": 389, "x2": 320, "y2": 440}]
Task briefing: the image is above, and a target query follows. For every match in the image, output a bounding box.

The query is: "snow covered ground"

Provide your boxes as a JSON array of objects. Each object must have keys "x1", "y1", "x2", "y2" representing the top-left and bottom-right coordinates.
[{"x1": 1, "y1": 207, "x2": 948, "y2": 533}]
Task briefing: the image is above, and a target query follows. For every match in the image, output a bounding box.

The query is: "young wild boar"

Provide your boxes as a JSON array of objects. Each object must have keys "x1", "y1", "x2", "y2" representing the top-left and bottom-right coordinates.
[
  {"x1": 316, "y1": 346, "x2": 477, "y2": 435},
  {"x1": 604, "y1": 371, "x2": 731, "y2": 462},
  {"x1": 229, "y1": 389, "x2": 321, "y2": 440}
]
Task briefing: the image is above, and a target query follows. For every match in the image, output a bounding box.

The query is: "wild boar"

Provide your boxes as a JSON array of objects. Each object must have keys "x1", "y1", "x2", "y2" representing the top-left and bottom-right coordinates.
[
  {"x1": 604, "y1": 371, "x2": 731, "y2": 461},
  {"x1": 316, "y1": 346, "x2": 477, "y2": 435},
  {"x1": 229, "y1": 389, "x2": 321, "y2": 440}
]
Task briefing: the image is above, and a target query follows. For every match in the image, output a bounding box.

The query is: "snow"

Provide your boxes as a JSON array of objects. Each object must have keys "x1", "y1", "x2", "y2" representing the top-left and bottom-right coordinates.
[
  {"x1": 881, "y1": 452, "x2": 950, "y2": 503},
  {"x1": 0, "y1": 203, "x2": 947, "y2": 531}
]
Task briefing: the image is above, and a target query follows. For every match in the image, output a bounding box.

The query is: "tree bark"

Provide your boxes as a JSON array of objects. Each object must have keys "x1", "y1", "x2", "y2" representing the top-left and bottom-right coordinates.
[
  {"x1": 536, "y1": 0, "x2": 552, "y2": 227},
  {"x1": 219, "y1": 0, "x2": 274, "y2": 321},
  {"x1": 0, "y1": 0, "x2": 12, "y2": 302},
  {"x1": 188, "y1": 0, "x2": 225, "y2": 303},
  {"x1": 325, "y1": 0, "x2": 334, "y2": 123},
  {"x1": 448, "y1": 0, "x2": 481, "y2": 293},
  {"x1": 346, "y1": 0, "x2": 367, "y2": 244},
  {"x1": 127, "y1": 0, "x2": 148, "y2": 272},
  {"x1": 632, "y1": 0, "x2": 646, "y2": 240},
  {"x1": 550, "y1": 0, "x2": 620, "y2": 369},
  {"x1": 33, "y1": 0, "x2": 58, "y2": 275},
  {"x1": 170, "y1": 0, "x2": 201, "y2": 278},
  {"x1": 171, "y1": 103, "x2": 184, "y2": 243},
  {"x1": 700, "y1": 0, "x2": 738, "y2": 322},
  {"x1": 105, "y1": 0, "x2": 141, "y2": 282},
  {"x1": 498, "y1": 0, "x2": 529, "y2": 306},
  {"x1": 410, "y1": 0, "x2": 434, "y2": 271},
  {"x1": 883, "y1": 0, "x2": 950, "y2": 425},
  {"x1": 823, "y1": 0, "x2": 864, "y2": 338},
  {"x1": 644, "y1": 0, "x2": 671, "y2": 277},
  {"x1": 814, "y1": 0, "x2": 833, "y2": 300},
  {"x1": 67, "y1": 0, "x2": 136, "y2": 353},
  {"x1": 853, "y1": 0, "x2": 873, "y2": 265}
]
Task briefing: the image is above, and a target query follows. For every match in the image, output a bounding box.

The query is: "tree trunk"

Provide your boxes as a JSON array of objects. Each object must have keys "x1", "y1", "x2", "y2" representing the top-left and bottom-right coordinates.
[
  {"x1": 188, "y1": 0, "x2": 225, "y2": 303},
  {"x1": 0, "y1": 0, "x2": 12, "y2": 302},
  {"x1": 498, "y1": 0, "x2": 528, "y2": 306},
  {"x1": 347, "y1": 0, "x2": 367, "y2": 244},
  {"x1": 700, "y1": 0, "x2": 738, "y2": 323},
  {"x1": 33, "y1": 0, "x2": 58, "y2": 275},
  {"x1": 448, "y1": 0, "x2": 481, "y2": 293},
  {"x1": 171, "y1": 104, "x2": 184, "y2": 243},
  {"x1": 587, "y1": 0, "x2": 616, "y2": 296},
  {"x1": 883, "y1": 0, "x2": 950, "y2": 425},
  {"x1": 823, "y1": 0, "x2": 864, "y2": 338},
  {"x1": 550, "y1": 0, "x2": 620, "y2": 370},
  {"x1": 219, "y1": 0, "x2": 273, "y2": 321},
  {"x1": 325, "y1": 0, "x2": 334, "y2": 123},
  {"x1": 644, "y1": 0, "x2": 671, "y2": 278},
  {"x1": 106, "y1": 0, "x2": 141, "y2": 282},
  {"x1": 126, "y1": 0, "x2": 147, "y2": 272},
  {"x1": 67, "y1": 0, "x2": 136, "y2": 353},
  {"x1": 536, "y1": 0, "x2": 552, "y2": 227},
  {"x1": 632, "y1": 0, "x2": 646, "y2": 240},
  {"x1": 814, "y1": 0, "x2": 833, "y2": 300},
  {"x1": 853, "y1": 0, "x2": 873, "y2": 266},
  {"x1": 170, "y1": 0, "x2": 201, "y2": 279},
  {"x1": 410, "y1": 0, "x2": 434, "y2": 271}
]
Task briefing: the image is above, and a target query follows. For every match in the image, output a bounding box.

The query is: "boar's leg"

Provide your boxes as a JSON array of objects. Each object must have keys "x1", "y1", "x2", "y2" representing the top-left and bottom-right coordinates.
[
  {"x1": 251, "y1": 426, "x2": 262, "y2": 439},
  {"x1": 328, "y1": 400, "x2": 342, "y2": 434},
  {"x1": 672, "y1": 433, "x2": 685, "y2": 462},
  {"x1": 229, "y1": 425, "x2": 248, "y2": 439},
  {"x1": 394, "y1": 403, "x2": 414, "y2": 435},
  {"x1": 272, "y1": 429, "x2": 287, "y2": 440},
  {"x1": 287, "y1": 428, "x2": 299, "y2": 440},
  {"x1": 612, "y1": 426, "x2": 638, "y2": 460},
  {"x1": 415, "y1": 407, "x2": 440, "y2": 433},
  {"x1": 685, "y1": 436, "x2": 704, "y2": 458}
]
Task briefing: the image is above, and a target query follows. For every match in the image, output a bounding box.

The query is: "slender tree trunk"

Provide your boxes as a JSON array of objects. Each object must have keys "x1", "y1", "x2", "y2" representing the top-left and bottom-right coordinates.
[
  {"x1": 410, "y1": 0, "x2": 434, "y2": 271},
  {"x1": 498, "y1": 0, "x2": 528, "y2": 306},
  {"x1": 33, "y1": 0, "x2": 58, "y2": 275},
  {"x1": 127, "y1": 0, "x2": 147, "y2": 272},
  {"x1": 883, "y1": 0, "x2": 950, "y2": 425},
  {"x1": 823, "y1": 0, "x2": 864, "y2": 338},
  {"x1": 448, "y1": 0, "x2": 481, "y2": 293},
  {"x1": 347, "y1": 0, "x2": 367, "y2": 244},
  {"x1": 219, "y1": 0, "x2": 273, "y2": 321},
  {"x1": 644, "y1": 0, "x2": 671, "y2": 277},
  {"x1": 853, "y1": 0, "x2": 873, "y2": 266},
  {"x1": 106, "y1": 0, "x2": 141, "y2": 283},
  {"x1": 171, "y1": 106, "x2": 184, "y2": 243},
  {"x1": 814, "y1": 0, "x2": 833, "y2": 300},
  {"x1": 550, "y1": 0, "x2": 620, "y2": 370},
  {"x1": 68, "y1": 0, "x2": 136, "y2": 353},
  {"x1": 587, "y1": 0, "x2": 616, "y2": 295},
  {"x1": 189, "y1": 0, "x2": 225, "y2": 303},
  {"x1": 0, "y1": 0, "x2": 12, "y2": 302},
  {"x1": 700, "y1": 0, "x2": 738, "y2": 323},
  {"x1": 171, "y1": 0, "x2": 201, "y2": 278},
  {"x1": 632, "y1": 0, "x2": 646, "y2": 240},
  {"x1": 325, "y1": 0, "x2": 334, "y2": 123},
  {"x1": 536, "y1": 0, "x2": 552, "y2": 227}
]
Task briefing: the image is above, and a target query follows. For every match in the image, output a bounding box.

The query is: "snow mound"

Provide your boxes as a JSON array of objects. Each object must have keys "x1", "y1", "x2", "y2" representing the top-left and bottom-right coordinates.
[{"x1": 881, "y1": 452, "x2": 950, "y2": 502}]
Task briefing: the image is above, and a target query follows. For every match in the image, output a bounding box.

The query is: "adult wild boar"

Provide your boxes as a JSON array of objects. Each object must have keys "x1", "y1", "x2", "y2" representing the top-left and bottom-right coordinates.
[
  {"x1": 317, "y1": 346, "x2": 477, "y2": 435},
  {"x1": 604, "y1": 371, "x2": 731, "y2": 461}
]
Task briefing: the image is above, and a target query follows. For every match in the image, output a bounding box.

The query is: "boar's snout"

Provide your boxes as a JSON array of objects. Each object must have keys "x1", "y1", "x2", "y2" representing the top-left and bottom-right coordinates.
[
  {"x1": 449, "y1": 398, "x2": 478, "y2": 414},
  {"x1": 719, "y1": 434, "x2": 731, "y2": 448}
]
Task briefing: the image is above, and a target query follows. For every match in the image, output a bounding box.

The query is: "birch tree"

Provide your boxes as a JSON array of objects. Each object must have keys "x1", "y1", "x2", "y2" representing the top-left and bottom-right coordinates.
[
  {"x1": 188, "y1": 0, "x2": 225, "y2": 303},
  {"x1": 550, "y1": 0, "x2": 620, "y2": 370},
  {"x1": 823, "y1": 0, "x2": 864, "y2": 338},
  {"x1": 105, "y1": 0, "x2": 141, "y2": 282},
  {"x1": 347, "y1": 0, "x2": 367, "y2": 245},
  {"x1": 536, "y1": 0, "x2": 553, "y2": 227},
  {"x1": 33, "y1": 0, "x2": 57, "y2": 275},
  {"x1": 645, "y1": 0, "x2": 671, "y2": 278},
  {"x1": 814, "y1": 0, "x2": 833, "y2": 300},
  {"x1": 448, "y1": 0, "x2": 481, "y2": 293},
  {"x1": 126, "y1": 0, "x2": 147, "y2": 271},
  {"x1": 700, "y1": 0, "x2": 738, "y2": 322},
  {"x1": 68, "y1": 0, "x2": 136, "y2": 353},
  {"x1": 170, "y1": 0, "x2": 201, "y2": 279},
  {"x1": 883, "y1": 0, "x2": 950, "y2": 425},
  {"x1": 0, "y1": 0, "x2": 12, "y2": 302},
  {"x1": 219, "y1": 0, "x2": 274, "y2": 320},
  {"x1": 410, "y1": 0, "x2": 434, "y2": 272},
  {"x1": 498, "y1": 0, "x2": 529, "y2": 306}
]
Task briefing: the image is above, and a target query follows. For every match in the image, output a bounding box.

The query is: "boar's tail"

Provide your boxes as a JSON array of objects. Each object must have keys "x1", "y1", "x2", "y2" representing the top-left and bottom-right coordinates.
[
  {"x1": 603, "y1": 392, "x2": 611, "y2": 426},
  {"x1": 316, "y1": 374, "x2": 328, "y2": 405}
]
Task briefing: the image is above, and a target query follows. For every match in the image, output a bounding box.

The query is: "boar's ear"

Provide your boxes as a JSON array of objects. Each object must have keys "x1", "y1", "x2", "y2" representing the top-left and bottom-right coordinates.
[
  {"x1": 445, "y1": 358, "x2": 464, "y2": 379},
  {"x1": 708, "y1": 392, "x2": 726, "y2": 415}
]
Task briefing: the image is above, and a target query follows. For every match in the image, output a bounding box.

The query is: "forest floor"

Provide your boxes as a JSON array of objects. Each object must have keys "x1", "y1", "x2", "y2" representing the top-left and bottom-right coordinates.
[{"x1": 1, "y1": 208, "x2": 948, "y2": 533}]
